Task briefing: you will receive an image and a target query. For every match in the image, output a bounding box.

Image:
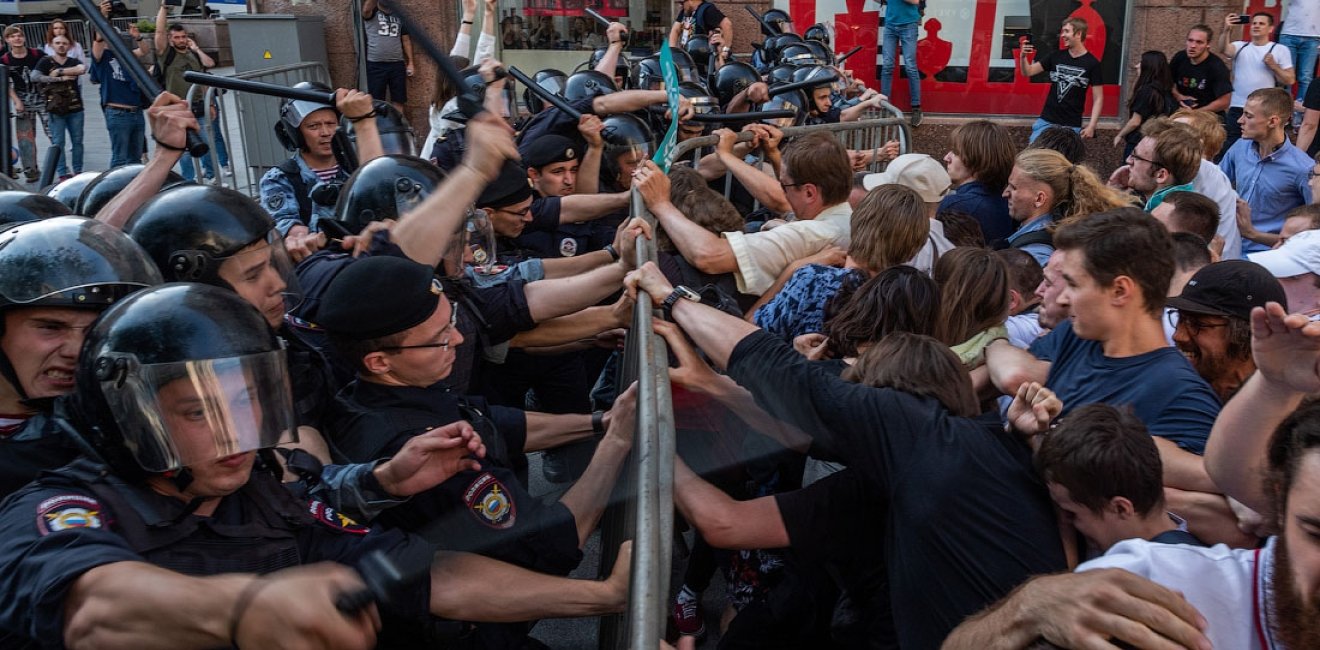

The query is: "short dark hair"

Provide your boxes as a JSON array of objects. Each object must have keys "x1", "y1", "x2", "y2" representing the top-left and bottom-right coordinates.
[
  {"x1": 1189, "y1": 24, "x2": 1213, "y2": 41},
  {"x1": 1054, "y1": 207, "x2": 1175, "y2": 317},
  {"x1": 1027, "y1": 126, "x2": 1086, "y2": 164},
  {"x1": 1036, "y1": 404, "x2": 1165, "y2": 517},
  {"x1": 935, "y1": 209, "x2": 987, "y2": 248},
  {"x1": 168, "y1": 22, "x2": 187, "y2": 33},
  {"x1": 1170, "y1": 231, "x2": 1212, "y2": 274},
  {"x1": 783, "y1": 131, "x2": 852, "y2": 206},
  {"x1": 328, "y1": 330, "x2": 407, "y2": 375},
  {"x1": 996, "y1": 248, "x2": 1044, "y2": 300},
  {"x1": 1162, "y1": 191, "x2": 1219, "y2": 243},
  {"x1": 1139, "y1": 118, "x2": 1203, "y2": 186},
  {"x1": 1248, "y1": 87, "x2": 1293, "y2": 120},
  {"x1": 1252, "y1": 11, "x2": 1274, "y2": 25}
]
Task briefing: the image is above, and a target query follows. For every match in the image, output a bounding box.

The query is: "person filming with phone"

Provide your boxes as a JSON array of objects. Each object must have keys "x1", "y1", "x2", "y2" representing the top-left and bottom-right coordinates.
[{"x1": 1214, "y1": 11, "x2": 1294, "y2": 155}]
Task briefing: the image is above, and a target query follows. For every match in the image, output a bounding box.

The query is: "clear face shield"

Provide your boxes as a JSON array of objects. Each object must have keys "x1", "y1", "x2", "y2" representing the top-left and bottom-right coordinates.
[{"x1": 98, "y1": 350, "x2": 297, "y2": 473}]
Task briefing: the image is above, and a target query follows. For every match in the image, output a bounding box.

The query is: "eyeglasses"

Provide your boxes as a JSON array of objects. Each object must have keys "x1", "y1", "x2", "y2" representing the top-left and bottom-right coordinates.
[
  {"x1": 1128, "y1": 152, "x2": 1164, "y2": 169},
  {"x1": 779, "y1": 179, "x2": 806, "y2": 190},
  {"x1": 381, "y1": 300, "x2": 459, "y2": 353},
  {"x1": 495, "y1": 205, "x2": 532, "y2": 219},
  {"x1": 1308, "y1": 169, "x2": 1320, "y2": 180},
  {"x1": 1169, "y1": 310, "x2": 1230, "y2": 335}
]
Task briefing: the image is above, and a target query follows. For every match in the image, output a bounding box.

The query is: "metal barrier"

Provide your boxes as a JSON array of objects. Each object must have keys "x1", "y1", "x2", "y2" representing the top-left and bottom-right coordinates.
[{"x1": 8, "y1": 16, "x2": 206, "y2": 55}]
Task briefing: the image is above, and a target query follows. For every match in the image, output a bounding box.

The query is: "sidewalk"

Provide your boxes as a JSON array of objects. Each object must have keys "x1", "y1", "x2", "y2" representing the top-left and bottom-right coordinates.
[{"x1": 13, "y1": 65, "x2": 255, "y2": 195}]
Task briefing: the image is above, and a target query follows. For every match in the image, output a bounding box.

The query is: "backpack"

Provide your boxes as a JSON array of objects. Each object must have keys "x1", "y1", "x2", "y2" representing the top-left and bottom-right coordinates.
[{"x1": 41, "y1": 64, "x2": 82, "y2": 115}]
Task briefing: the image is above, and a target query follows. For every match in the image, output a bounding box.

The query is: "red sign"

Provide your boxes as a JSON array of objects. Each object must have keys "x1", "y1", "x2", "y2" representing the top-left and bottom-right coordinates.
[{"x1": 794, "y1": 0, "x2": 1130, "y2": 117}]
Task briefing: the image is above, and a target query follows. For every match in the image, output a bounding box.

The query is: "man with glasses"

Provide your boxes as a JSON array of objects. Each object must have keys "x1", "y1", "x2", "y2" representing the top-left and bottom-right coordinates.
[
  {"x1": 1112, "y1": 118, "x2": 1203, "y2": 211},
  {"x1": 317, "y1": 254, "x2": 639, "y2": 646},
  {"x1": 1167, "y1": 260, "x2": 1286, "y2": 402},
  {"x1": 1220, "y1": 87, "x2": 1312, "y2": 254}
]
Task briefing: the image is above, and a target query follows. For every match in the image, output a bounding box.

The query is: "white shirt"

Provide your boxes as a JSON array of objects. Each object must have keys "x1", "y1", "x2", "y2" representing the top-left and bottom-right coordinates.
[
  {"x1": 1006, "y1": 312, "x2": 1044, "y2": 348},
  {"x1": 1283, "y1": 0, "x2": 1320, "y2": 38},
  {"x1": 906, "y1": 218, "x2": 957, "y2": 276},
  {"x1": 1193, "y1": 158, "x2": 1243, "y2": 259},
  {"x1": 1078, "y1": 537, "x2": 1279, "y2": 650},
  {"x1": 725, "y1": 202, "x2": 853, "y2": 295},
  {"x1": 1230, "y1": 41, "x2": 1294, "y2": 107},
  {"x1": 421, "y1": 30, "x2": 496, "y2": 160}
]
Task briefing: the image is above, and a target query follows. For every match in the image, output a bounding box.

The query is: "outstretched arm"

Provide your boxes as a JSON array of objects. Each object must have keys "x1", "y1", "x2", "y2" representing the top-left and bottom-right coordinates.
[
  {"x1": 96, "y1": 93, "x2": 197, "y2": 229},
  {"x1": 673, "y1": 456, "x2": 788, "y2": 549},
  {"x1": 429, "y1": 542, "x2": 630, "y2": 621}
]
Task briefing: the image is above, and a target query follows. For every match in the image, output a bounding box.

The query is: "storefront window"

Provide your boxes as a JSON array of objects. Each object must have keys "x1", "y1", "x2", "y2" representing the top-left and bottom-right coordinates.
[{"x1": 498, "y1": 0, "x2": 673, "y2": 53}]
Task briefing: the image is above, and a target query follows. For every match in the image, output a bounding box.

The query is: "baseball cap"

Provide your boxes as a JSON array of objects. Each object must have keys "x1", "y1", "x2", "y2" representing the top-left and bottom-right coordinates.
[
  {"x1": 1166, "y1": 260, "x2": 1287, "y2": 320},
  {"x1": 1247, "y1": 229, "x2": 1320, "y2": 278},
  {"x1": 861, "y1": 153, "x2": 952, "y2": 202}
]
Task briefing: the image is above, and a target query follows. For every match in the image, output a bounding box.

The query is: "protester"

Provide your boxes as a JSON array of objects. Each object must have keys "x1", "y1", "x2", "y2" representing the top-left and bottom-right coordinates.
[
  {"x1": 1220, "y1": 88, "x2": 1313, "y2": 254},
  {"x1": 1171, "y1": 107, "x2": 1242, "y2": 258},
  {"x1": 940, "y1": 120, "x2": 1017, "y2": 243},
  {"x1": 1170, "y1": 25, "x2": 1232, "y2": 115},
  {"x1": 90, "y1": 0, "x2": 148, "y2": 168},
  {"x1": 1001, "y1": 148, "x2": 1129, "y2": 266},
  {"x1": 880, "y1": 0, "x2": 923, "y2": 126},
  {"x1": 154, "y1": 2, "x2": 217, "y2": 181},
  {"x1": 3, "y1": 26, "x2": 48, "y2": 183},
  {"x1": 1113, "y1": 50, "x2": 1176, "y2": 159}
]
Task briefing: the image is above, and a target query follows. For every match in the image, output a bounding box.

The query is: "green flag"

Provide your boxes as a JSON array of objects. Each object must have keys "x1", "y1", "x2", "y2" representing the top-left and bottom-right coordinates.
[{"x1": 652, "y1": 40, "x2": 681, "y2": 172}]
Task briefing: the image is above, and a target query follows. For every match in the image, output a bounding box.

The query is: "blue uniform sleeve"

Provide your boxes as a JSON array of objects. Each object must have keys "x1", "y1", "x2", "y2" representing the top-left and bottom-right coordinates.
[{"x1": 260, "y1": 167, "x2": 304, "y2": 236}]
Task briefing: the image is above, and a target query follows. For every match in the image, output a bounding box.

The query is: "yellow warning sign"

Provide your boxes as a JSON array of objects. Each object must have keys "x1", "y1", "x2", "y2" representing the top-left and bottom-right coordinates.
[{"x1": 262, "y1": 51, "x2": 272, "y2": 59}]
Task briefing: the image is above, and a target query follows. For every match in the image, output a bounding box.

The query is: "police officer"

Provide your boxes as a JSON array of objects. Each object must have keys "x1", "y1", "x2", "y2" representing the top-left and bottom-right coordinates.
[
  {"x1": 316, "y1": 255, "x2": 638, "y2": 647},
  {"x1": 0, "y1": 283, "x2": 629, "y2": 649},
  {"x1": 260, "y1": 84, "x2": 385, "y2": 239},
  {"x1": 0, "y1": 217, "x2": 161, "y2": 500}
]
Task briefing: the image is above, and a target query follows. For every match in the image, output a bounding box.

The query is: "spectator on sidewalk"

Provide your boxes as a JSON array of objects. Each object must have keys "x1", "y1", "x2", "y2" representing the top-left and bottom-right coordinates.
[
  {"x1": 90, "y1": 0, "x2": 148, "y2": 168},
  {"x1": 154, "y1": 2, "x2": 216, "y2": 181},
  {"x1": 362, "y1": 0, "x2": 414, "y2": 114},
  {"x1": 42, "y1": 19, "x2": 85, "y2": 69},
  {"x1": 2, "y1": 26, "x2": 47, "y2": 183},
  {"x1": 1019, "y1": 17, "x2": 1104, "y2": 143},
  {"x1": 880, "y1": 0, "x2": 923, "y2": 126},
  {"x1": 1170, "y1": 25, "x2": 1232, "y2": 116},
  {"x1": 1215, "y1": 12, "x2": 1295, "y2": 156},
  {"x1": 33, "y1": 35, "x2": 86, "y2": 180}
]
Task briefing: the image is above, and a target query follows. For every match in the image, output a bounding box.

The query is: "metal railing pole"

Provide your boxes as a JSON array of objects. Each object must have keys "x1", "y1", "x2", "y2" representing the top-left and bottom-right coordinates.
[{"x1": 0, "y1": 66, "x2": 12, "y2": 179}]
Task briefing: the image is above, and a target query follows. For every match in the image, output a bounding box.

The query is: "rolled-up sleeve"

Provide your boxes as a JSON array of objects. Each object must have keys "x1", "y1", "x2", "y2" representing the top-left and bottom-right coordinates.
[{"x1": 724, "y1": 221, "x2": 838, "y2": 295}]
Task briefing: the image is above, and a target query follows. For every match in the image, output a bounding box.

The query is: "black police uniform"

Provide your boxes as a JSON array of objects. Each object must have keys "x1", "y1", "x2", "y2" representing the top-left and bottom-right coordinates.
[
  {"x1": 0, "y1": 456, "x2": 434, "y2": 648},
  {"x1": 0, "y1": 412, "x2": 80, "y2": 502},
  {"x1": 429, "y1": 127, "x2": 467, "y2": 174},
  {"x1": 330, "y1": 380, "x2": 583, "y2": 650},
  {"x1": 515, "y1": 97, "x2": 596, "y2": 151}
]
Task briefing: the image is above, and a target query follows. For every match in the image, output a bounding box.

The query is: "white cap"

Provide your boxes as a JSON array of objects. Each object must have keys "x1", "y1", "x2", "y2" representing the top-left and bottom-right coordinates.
[
  {"x1": 861, "y1": 153, "x2": 952, "y2": 203},
  {"x1": 1248, "y1": 229, "x2": 1320, "y2": 278}
]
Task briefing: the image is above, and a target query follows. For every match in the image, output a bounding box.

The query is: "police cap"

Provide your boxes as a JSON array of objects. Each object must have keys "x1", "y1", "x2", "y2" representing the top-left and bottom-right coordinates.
[
  {"x1": 316, "y1": 255, "x2": 441, "y2": 340},
  {"x1": 522, "y1": 135, "x2": 579, "y2": 170},
  {"x1": 477, "y1": 160, "x2": 533, "y2": 209}
]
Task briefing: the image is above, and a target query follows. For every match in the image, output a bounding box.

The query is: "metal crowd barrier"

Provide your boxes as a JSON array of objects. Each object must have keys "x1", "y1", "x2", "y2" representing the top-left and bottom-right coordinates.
[
  {"x1": 9, "y1": 16, "x2": 206, "y2": 55},
  {"x1": 597, "y1": 111, "x2": 913, "y2": 648}
]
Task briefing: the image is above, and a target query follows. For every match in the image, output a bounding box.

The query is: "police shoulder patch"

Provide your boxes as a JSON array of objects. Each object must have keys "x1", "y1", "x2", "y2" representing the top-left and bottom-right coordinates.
[
  {"x1": 559, "y1": 237, "x2": 578, "y2": 257},
  {"x1": 36, "y1": 494, "x2": 103, "y2": 535},
  {"x1": 266, "y1": 193, "x2": 285, "y2": 211},
  {"x1": 463, "y1": 472, "x2": 516, "y2": 529},
  {"x1": 308, "y1": 500, "x2": 369, "y2": 535}
]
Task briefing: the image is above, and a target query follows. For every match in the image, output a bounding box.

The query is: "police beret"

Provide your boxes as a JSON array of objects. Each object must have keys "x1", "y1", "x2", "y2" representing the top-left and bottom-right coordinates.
[
  {"x1": 315, "y1": 256, "x2": 441, "y2": 340},
  {"x1": 521, "y1": 135, "x2": 579, "y2": 169},
  {"x1": 476, "y1": 160, "x2": 533, "y2": 209}
]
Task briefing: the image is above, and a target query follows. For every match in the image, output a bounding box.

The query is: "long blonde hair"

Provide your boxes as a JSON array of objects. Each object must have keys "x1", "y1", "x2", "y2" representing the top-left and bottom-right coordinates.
[{"x1": 1014, "y1": 149, "x2": 1131, "y2": 227}]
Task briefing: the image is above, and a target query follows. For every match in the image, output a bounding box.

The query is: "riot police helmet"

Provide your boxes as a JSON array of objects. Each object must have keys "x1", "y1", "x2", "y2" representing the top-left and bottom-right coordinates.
[
  {"x1": 523, "y1": 68, "x2": 568, "y2": 114},
  {"x1": 44, "y1": 172, "x2": 101, "y2": 212},
  {"x1": 0, "y1": 191, "x2": 72, "y2": 227},
  {"x1": 333, "y1": 154, "x2": 444, "y2": 234},
  {"x1": 564, "y1": 69, "x2": 617, "y2": 101},
  {"x1": 75, "y1": 165, "x2": 188, "y2": 217}
]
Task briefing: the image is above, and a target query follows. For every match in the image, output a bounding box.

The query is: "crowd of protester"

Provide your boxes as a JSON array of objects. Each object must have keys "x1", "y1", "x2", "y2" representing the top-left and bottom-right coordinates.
[{"x1": 6, "y1": 1, "x2": 1320, "y2": 649}]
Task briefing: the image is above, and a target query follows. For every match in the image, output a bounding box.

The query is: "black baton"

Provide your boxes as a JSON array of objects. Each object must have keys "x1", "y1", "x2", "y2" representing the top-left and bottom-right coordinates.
[
  {"x1": 507, "y1": 66, "x2": 582, "y2": 119},
  {"x1": 835, "y1": 45, "x2": 863, "y2": 64},
  {"x1": 767, "y1": 73, "x2": 840, "y2": 97},
  {"x1": 380, "y1": 0, "x2": 504, "y2": 119},
  {"x1": 686, "y1": 109, "x2": 797, "y2": 123},
  {"x1": 183, "y1": 70, "x2": 337, "y2": 105}
]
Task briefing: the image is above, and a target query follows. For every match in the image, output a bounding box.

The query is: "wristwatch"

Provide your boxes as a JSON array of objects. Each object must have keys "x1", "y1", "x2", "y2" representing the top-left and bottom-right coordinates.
[{"x1": 661, "y1": 285, "x2": 701, "y2": 320}]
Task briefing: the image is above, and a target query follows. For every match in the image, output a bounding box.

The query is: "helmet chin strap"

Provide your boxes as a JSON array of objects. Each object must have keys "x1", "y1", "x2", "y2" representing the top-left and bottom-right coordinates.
[{"x1": 165, "y1": 467, "x2": 195, "y2": 493}]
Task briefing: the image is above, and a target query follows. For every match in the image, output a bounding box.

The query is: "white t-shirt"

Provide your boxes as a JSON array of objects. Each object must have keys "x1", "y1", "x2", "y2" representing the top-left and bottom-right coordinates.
[
  {"x1": 906, "y1": 218, "x2": 957, "y2": 276},
  {"x1": 725, "y1": 202, "x2": 853, "y2": 295},
  {"x1": 1193, "y1": 157, "x2": 1243, "y2": 260},
  {"x1": 1078, "y1": 537, "x2": 1279, "y2": 650},
  {"x1": 1230, "y1": 41, "x2": 1294, "y2": 107},
  {"x1": 1283, "y1": 0, "x2": 1320, "y2": 38}
]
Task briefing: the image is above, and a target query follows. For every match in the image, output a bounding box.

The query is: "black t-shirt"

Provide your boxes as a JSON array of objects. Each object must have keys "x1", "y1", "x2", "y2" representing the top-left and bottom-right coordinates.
[
  {"x1": 1038, "y1": 49, "x2": 1101, "y2": 127},
  {"x1": 1125, "y1": 83, "x2": 1176, "y2": 146},
  {"x1": 677, "y1": 1, "x2": 726, "y2": 41},
  {"x1": 727, "y1": 330, "x2": 1067, "y2": 648},
  {"x1": 1303, "y1": 81, "x2": 1320, "y2": 157},
  {"x1": 0, "y1": 47, "x2": 41, "y2": 95},
  {"x1": 1169, "y1": 50, "x2": 1232, "y2": 112}
]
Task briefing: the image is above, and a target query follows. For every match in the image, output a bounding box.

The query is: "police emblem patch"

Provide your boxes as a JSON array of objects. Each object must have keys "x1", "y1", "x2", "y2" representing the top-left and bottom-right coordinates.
[
  {"x1": 559, "y1": 237, "x2": 578, "y2": 257},
  {"x1": 463, "y1": 472, "x2": 516, "y2": 529},
  {"x1": 309, "y1": 500, "x2": 369, "y2": 535},
  {"x1": 36, "y1": 494, "x2": 103, "y2": 535},
  {"x1": 266, "y1": 194, "x2": 285, "y2": 211}
]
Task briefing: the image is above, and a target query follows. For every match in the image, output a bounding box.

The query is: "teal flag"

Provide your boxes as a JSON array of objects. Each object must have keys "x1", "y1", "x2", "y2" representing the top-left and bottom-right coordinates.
[{"x1": 652, "y1": 40, "x2": 681, "y2": 171}]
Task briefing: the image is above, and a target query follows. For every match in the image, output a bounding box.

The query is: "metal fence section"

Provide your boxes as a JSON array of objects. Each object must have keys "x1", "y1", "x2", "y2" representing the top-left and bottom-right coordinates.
[
  {"x1": 8, "y1": 16, "x2": 207, "y2": 53},
  {"x1": 668, "y1": 106, "x2": 912, "y2": 181}
]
